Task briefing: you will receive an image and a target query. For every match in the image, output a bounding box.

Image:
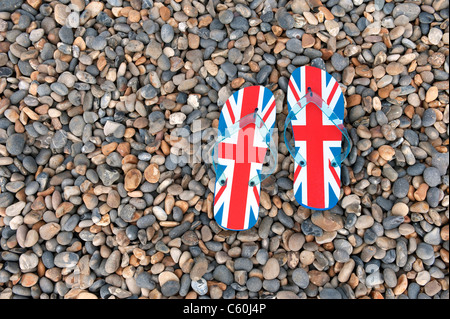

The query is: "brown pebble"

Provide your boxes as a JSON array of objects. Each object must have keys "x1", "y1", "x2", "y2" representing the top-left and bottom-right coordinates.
[
  {"x1": 424, "y1": 280, "x2": 442, "y2": 296},
  {"x1": 39, "y1": 222, "x2": 61, "y2": 241}
]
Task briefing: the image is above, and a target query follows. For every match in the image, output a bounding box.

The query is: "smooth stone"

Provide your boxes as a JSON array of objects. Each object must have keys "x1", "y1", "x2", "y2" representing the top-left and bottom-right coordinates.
[
  {"x1": 392, "y1": 3, "x2": 420, "y2": 21},
  {"x1": 0, "y1": 0, "x2": 23, "y2": 12},
  {"x1": 256, "y1": 65, "x2": 272, "y2": 84},
  {"x1": 424, "y1": 228, "x2": 441, "y2": 245},
  {"x1": 291, "y1": 268, "x2": 309, "y2": 288},
  {"x1": 161, "y1": 24, "x2": 174, "y2": 43},
  {"x1": 213, "y1": 265, "x2": 233, "y2": 285},
  {"x1": 191, "y1": 278, "x2": 208, "y2": 295},
  {"x1": 319, "y1": 288, "x2": 342, "y2": 299},
  {"x1": 54, "y1": 252, "x2": 79, "y2": 268},
  {"x1": 383, "y1": 216, "x2": 404, "y2": 230},
  {"x1": 392, "y1": 178, "x2": 409, "y2": 198},
  {"x1": 6, "y1": 134, "x2": 25, "y2": 156},
  {"x1": 331, "y1": 53, "x2": 349, "y2": 71},
  {"x1": 136, "y1": 272, "x2": 156, "y2": 290},
  {"x1": 423, "y1": 167, "x2": 441, "y2": 187}
]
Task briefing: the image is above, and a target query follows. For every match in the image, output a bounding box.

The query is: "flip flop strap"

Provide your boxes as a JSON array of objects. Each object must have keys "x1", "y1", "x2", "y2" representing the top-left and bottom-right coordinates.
[
  {"x1": 284, "y1": 89, "x2": 351, "y2": 168},
  {"x1": 211, "y1": 110, "x2": 277, "y2": 187}
]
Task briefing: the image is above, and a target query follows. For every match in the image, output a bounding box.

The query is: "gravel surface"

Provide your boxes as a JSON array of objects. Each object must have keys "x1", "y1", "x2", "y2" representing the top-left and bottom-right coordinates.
[{"x1": 0, "y1": 0, "x2": 448, "y2": 299}]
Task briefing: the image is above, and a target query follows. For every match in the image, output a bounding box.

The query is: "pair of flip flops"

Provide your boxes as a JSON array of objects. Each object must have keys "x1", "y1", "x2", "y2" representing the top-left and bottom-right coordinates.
[{"x1": 212, "y1": 66, "x2": 351, "y2": 231}]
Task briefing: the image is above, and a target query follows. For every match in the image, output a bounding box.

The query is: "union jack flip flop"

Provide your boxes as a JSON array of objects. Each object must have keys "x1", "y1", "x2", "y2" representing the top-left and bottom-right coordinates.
[
  {"x1": 285, "y1": 66, "x2": 351, "y2": 210},
  {"x1": 212, "y1": 86, "x2": 277, "y2": 231}
]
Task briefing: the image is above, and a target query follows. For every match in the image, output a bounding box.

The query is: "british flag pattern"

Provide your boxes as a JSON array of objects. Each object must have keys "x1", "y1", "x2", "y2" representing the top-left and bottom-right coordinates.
[
  {"x1": 213, "y1": 86, "x2": 276, "y2": 231},
  {"x1": 287, "y1": 66, "x2": 345, "y2": 210}
]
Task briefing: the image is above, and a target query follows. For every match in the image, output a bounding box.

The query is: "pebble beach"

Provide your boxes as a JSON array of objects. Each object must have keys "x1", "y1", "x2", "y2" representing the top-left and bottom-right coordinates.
[{"x1": 0, "y1": 0, "x2": 449, "y2": 300}]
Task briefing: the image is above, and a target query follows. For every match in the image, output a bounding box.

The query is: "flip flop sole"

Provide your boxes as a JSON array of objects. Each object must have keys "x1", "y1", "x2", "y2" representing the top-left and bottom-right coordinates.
[
  {"x1": 287, "y1": 66, "x2": 345, "y2": 210},
  {"x1": 213, "y1": 86, "x2": 276, "y2": 231}
]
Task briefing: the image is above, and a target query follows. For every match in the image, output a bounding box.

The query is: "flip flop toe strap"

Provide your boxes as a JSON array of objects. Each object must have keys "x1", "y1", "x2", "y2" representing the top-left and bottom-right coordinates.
[
  {"x1": 284, "y1": 88, "x2": 351, "y2": 168},
  {"x1": 212, "y1": 110, "x2": 277, "y2": 187}
]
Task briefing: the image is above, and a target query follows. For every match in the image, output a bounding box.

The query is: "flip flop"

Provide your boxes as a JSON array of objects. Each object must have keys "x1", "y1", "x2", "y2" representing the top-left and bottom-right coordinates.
[
  {"x1": 212, "y1": 86, "x2": 277, "y2": 231},
  {"x1": 285, "y1": 66, "x2": 351, "y2": 210}
]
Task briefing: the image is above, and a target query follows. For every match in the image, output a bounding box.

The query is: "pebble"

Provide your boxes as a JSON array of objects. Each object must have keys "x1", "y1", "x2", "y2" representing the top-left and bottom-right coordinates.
[
  {"x1": 263, "y1": 258, "x2": 280, "y2": 280},
  {"x1": 6, "y1": 134, "x2": 25, "y2": 156},
  {"x1": 161, "y1": 24, "x2": 174, "y2": 43},
  {"x1": 423, "y1": 167, "x2": 441, "y2": 187},
  {"x1": 0, "y1": 0, "x2": 447, "y2": 302},
  {"x1": 19, "y1": 252, "x2": 39, "y2": 272},
  {"x1": 161, "y1": 281, "x2": 180, "y2": 296},
  {"x1": 428, "y1": 28, "x2": 443, "y2": 46},
  {"x1": 331, "y1": 53, "x2": 349, "y2": 72},
  {"x1": 213, "y1": 265, "x2": 233, "y2": 285},
  {"x1": 392, "y1": 178, "x2": 409, "y2": 198},
  {"x1": 424, "y1": 227, "x2": 441, "y2": 245},
  {"x1": 383, "y1": 216, "x2": 404, "y2": 230},
  {"x1": 319, "y1": 288, "x2": 342, "y2": 299},
  {"x1": 286, "y1": 39, "x2": 303, "y2": 54},
  {"x1": 292, "y1": 268, "x2": 309, "y2": 289},
  {"x1": 257, "y1": 65, "x2": 272, "y2": 84},
  {"x1": 416, "y1": 243, "x2": 435, "y2": 260},
  {"x1": 0, "y1": 0, "x2": 23, "y2": 12},
  {"x1": 148, "y1": 111, "x2": 166, "y2": 133},
  {"x1": 392, "y1": 3, "x2": 421, "y2": 21},
  {"x1": 277, "y1": 12, "x2": 295, "y2": 30},
  {"x1": 422, "y1": 109, "x2": 437, "y2": 127},
  {"x1": 136, "y1": 272, "x2": 156, "y2": 290},
  {"x1": 91, "y1": 36, "x2": 107, "y2": 51},
  {"x1": 54, "y1": 252, "x2": 79, "y2": 268},
  {"x1": 191, "y1": 278, "x2": 208, "y2": 295},
  {"x1": 218, "y1": 10, "x2": 234, "y2": 24}
]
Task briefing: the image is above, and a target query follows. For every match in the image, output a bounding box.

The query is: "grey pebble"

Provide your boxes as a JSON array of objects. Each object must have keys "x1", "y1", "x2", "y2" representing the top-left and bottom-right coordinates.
[
  {"x1": 422, "y1": 109, "x2": 437, "y2": 127},
  {"x1": 213, "y1": 265, "x2": 233, "y2": 285},
  {"x1": 331, "y1": 53, "x2": 350, "y2": 72},
  {"x1": 392, "y1": 177, "x2": 409, "y2": 198},
  {"x1": 0, "y1": 0, "x2": 447, "y2": 301},
  {"x1": 6, "y1": 134, "x2": 25, "y2": 156},
  {"x1": 256, "y1": 65, "x2": 272, "y2": 84},
  {"x1": 136, "y1": 272, "x2": 156, "y2": 290},
  {"x1": 416, "y1": 243, "x2": 434, "y2": 260}
]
